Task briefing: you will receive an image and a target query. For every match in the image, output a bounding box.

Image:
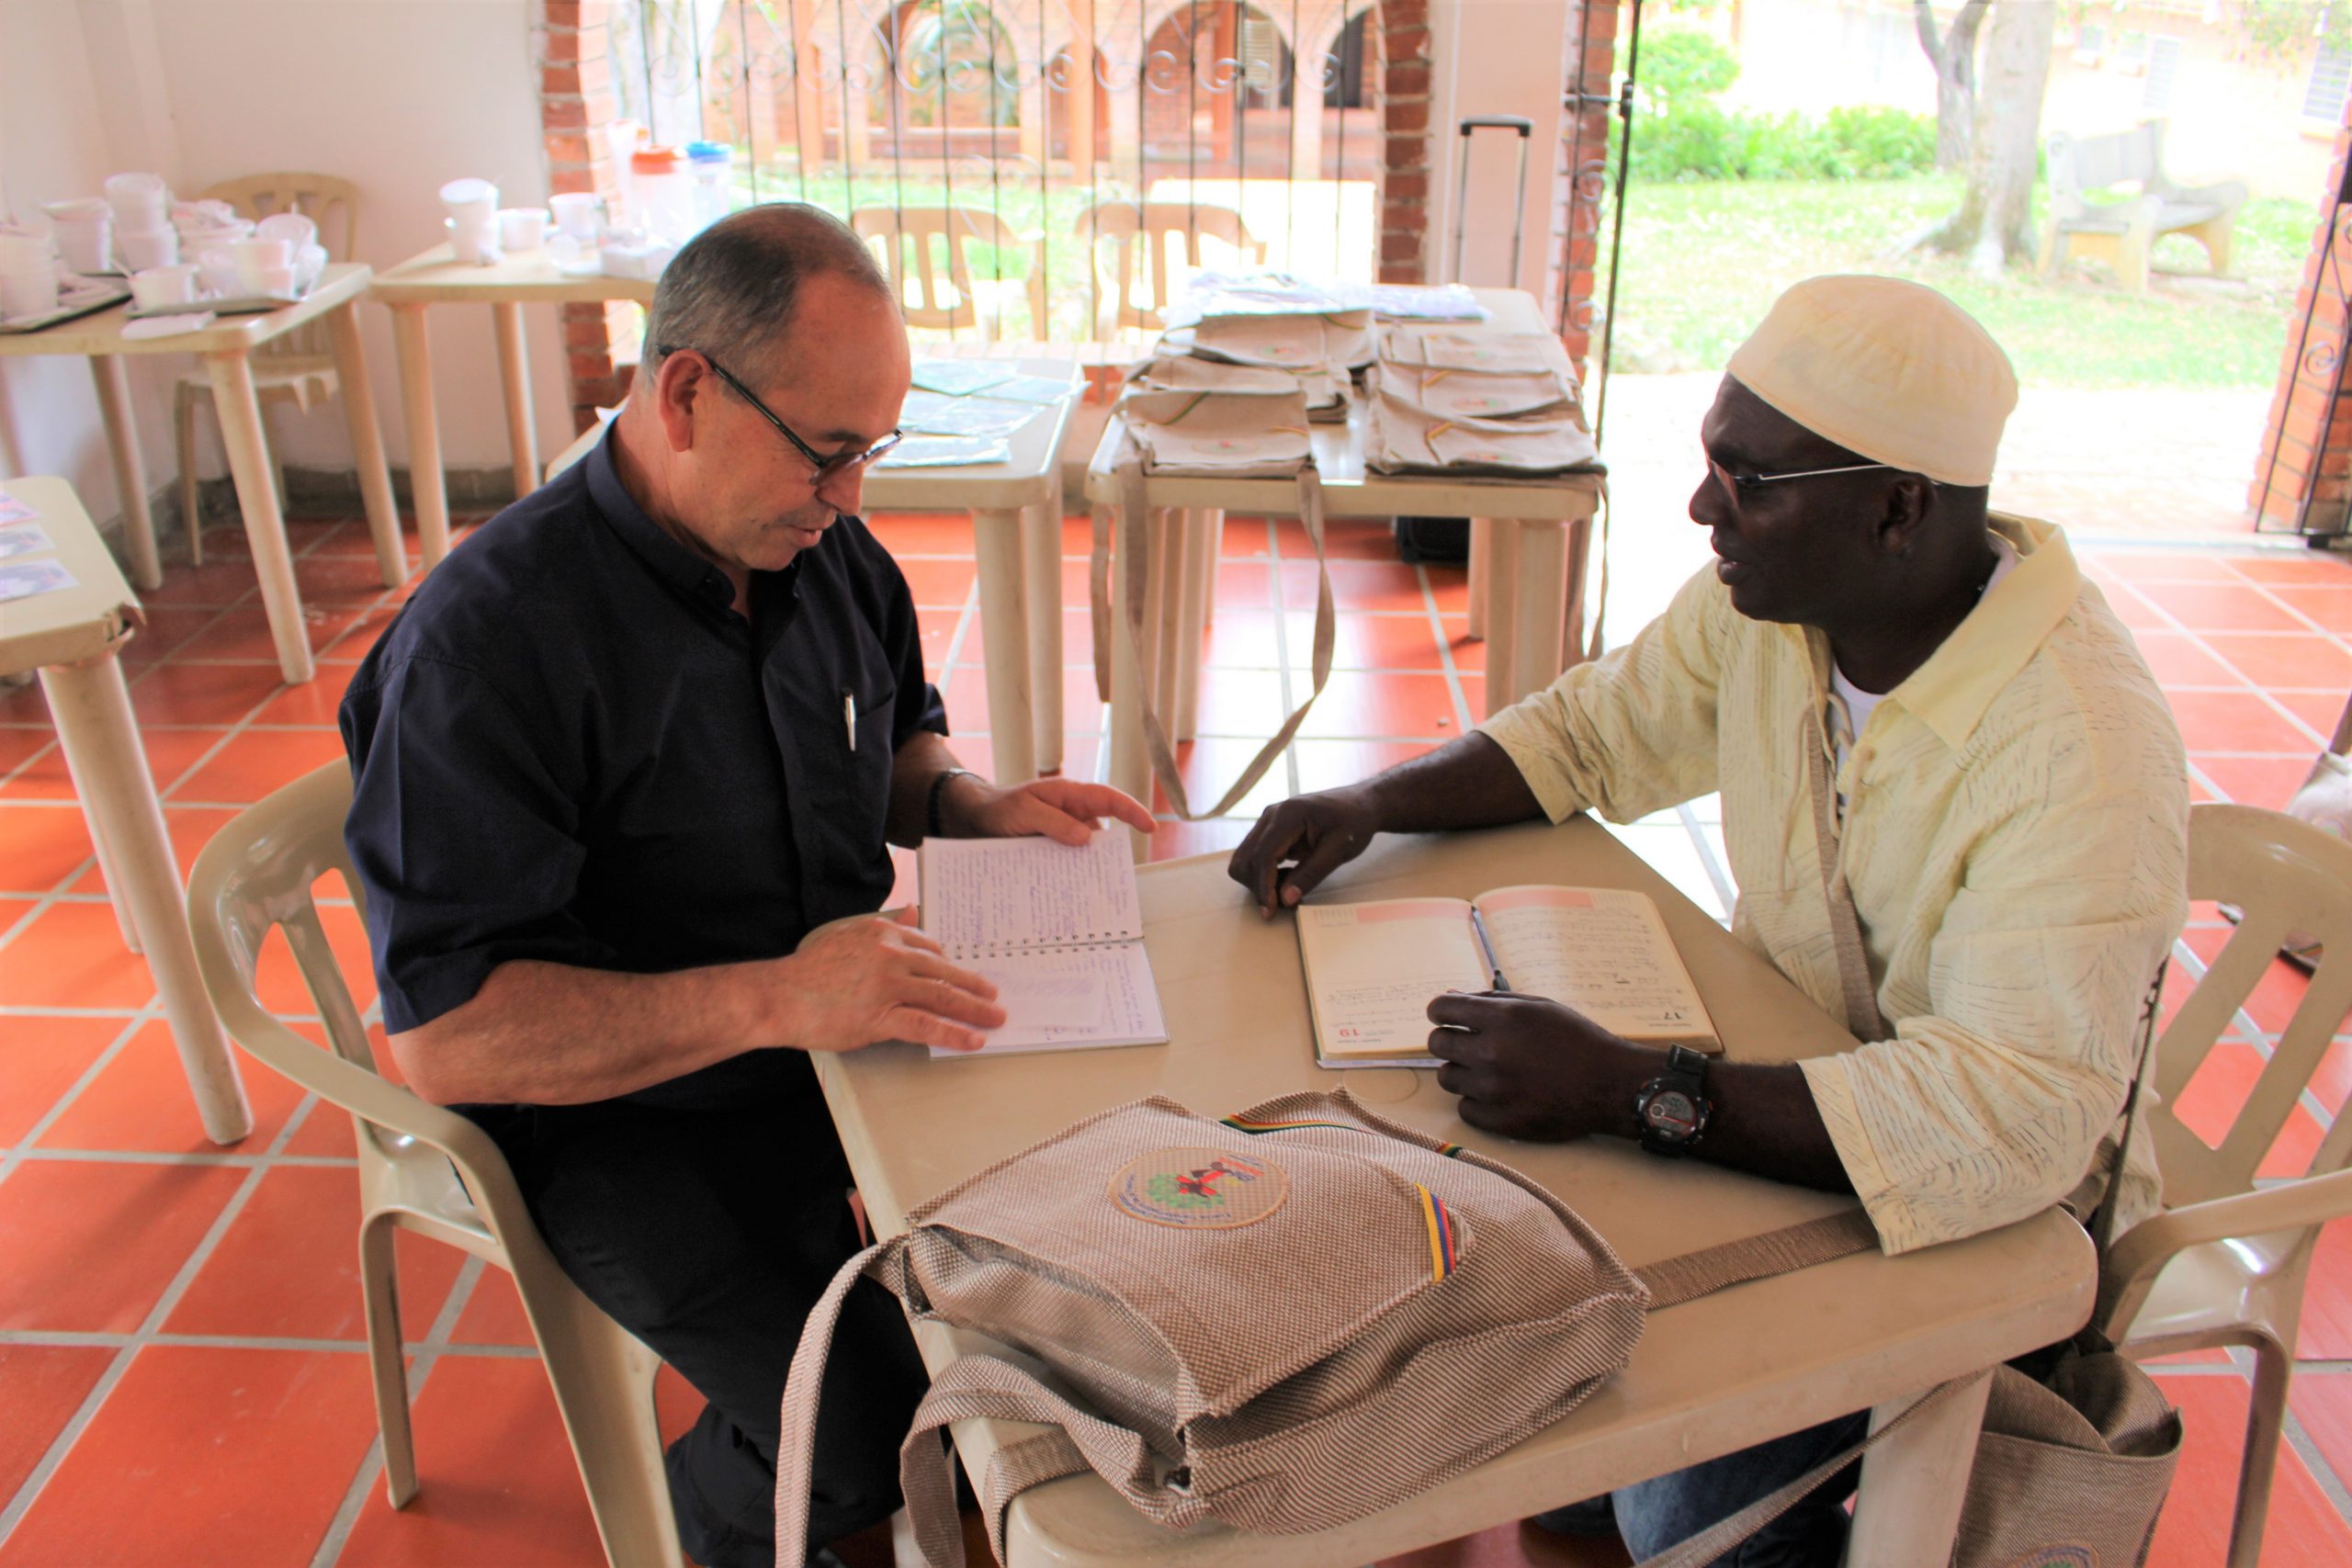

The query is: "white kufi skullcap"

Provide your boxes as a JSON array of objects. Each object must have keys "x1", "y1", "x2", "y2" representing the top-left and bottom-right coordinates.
[{"x1": 1725, "y1": 275, "x2": 2017, "y2": 488}]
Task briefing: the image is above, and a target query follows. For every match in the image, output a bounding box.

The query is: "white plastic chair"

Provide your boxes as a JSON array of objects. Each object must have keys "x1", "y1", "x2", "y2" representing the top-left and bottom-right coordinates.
[
  {"x1": 1073, "y1": 200, "x2": 1266, "y2": 338},
  {"x1": 2097, "y1": 802, "x2": 2352, "y2": 1568},
  {"x1": 175, "y1": 173, "x2": 360, "y2": 565},
  {"x1": 850, "y1": 204, "x2": 1048, "y2": 341},
  {"x1": 185, "y1": 761, "x2": 684, "y2": 1568}
]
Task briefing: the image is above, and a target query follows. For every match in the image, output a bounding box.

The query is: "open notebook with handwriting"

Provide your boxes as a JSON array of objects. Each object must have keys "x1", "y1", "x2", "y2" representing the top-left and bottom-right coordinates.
[
  {"x1": 1295, "y1": 886, "x2": 1720, "y2": 1068},
  {"x1": 917, "y1": 830, "x2": 1169, "y2": 1056}
]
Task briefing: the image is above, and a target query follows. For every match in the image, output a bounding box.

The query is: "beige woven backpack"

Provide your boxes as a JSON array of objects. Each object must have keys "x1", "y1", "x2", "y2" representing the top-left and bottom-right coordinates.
[{"x1": 772, "y1": 1089, "x2": 1873, "y2": 1568}]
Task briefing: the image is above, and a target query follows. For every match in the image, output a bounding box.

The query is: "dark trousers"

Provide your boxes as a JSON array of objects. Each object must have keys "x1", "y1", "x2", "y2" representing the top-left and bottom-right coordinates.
[{"x1": 474, "y1": 1077, "x2": 929, "y2": 1568}]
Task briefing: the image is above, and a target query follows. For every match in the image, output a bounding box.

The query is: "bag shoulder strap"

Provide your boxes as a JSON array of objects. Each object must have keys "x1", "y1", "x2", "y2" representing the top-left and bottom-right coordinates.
[
  {"x1": 1103, "y1": 440, "x2": 1336, "y2": 820},
  {"x1": 1633, "y1": 1207, "x2": 1879, "y2": 1309},
  {"x1": 897, "y1": 1353, "x2": 1192, "y2": 1568},
  {"x1": 1629, "y1": 1371, "x2": 1992, "y2": 1568},
  {"x1": 775, "y1": 1239, "x2": 895, "y2": 1568}
]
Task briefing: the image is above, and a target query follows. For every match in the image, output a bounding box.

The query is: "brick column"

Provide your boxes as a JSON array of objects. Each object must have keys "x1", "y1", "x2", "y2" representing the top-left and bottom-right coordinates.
[
  {"x1": 1552, "y1": 0, "x2": 1614, "y2": 377},
  {"x1": 2250, "y1": 87, "x2": 2352, "y2": 536},
  {"x1": 540, "y1": 0, "x2": 639, "y2": 434},
  {"x1": 1378, "y1": 0, "x2": 1431, "y2": 285}
]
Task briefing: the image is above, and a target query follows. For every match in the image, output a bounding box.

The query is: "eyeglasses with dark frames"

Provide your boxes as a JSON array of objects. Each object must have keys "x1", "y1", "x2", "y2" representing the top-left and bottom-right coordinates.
[{"x1": 658, "y1": 344, "x2": 904, "y2": 479}]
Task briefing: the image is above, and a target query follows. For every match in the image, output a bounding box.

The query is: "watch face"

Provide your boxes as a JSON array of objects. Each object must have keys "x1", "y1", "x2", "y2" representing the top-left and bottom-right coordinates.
[{"x1": 1643, "y1": 1089, "x2": 1699, "y2": 1136}]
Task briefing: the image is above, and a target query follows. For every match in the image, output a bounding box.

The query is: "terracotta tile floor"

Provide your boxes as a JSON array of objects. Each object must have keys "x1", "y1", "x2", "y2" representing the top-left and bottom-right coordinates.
[{"x1": 3, "y1": 503, "x2": 2351, "y2": 1566}]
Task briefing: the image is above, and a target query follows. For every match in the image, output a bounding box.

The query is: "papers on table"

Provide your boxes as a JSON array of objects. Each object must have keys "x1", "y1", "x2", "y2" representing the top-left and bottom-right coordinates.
[
  {"x1": 910, "y1": 359, "x2": 1016, "y2": 396},
  {"x1": 0, "y1": 491, "x2": 39, "y2": 525},
  {"x1": 978, "y1": 374, "x2": 1078, "y2": 405},
  {"x1": 877, "y1": 434, "x2": 1012, "y2": 468},
  {"x1": 0, "y1": 560, "x2": 78, "y2": 604},
  {"x1": 1369, "y1": 283, "x2": 1490, "y2": 321},
  {"x1": 0, "y1": 524, "x2": 57, "y2": 560},
  {"x1": 899, "y1": 391, "x2": 1040, "y2": 440}
]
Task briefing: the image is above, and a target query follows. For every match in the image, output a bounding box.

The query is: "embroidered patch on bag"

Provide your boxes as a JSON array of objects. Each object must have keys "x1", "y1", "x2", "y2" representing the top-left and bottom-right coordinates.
[{"x1": 1108, "y1": 1147, "x2": 1288, "y2": 1229}]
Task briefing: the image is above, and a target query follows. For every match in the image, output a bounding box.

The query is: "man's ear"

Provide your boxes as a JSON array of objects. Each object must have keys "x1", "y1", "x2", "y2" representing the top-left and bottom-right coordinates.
[
  {"x1": 651, "y1": 353, "x2": 704, "y2": 455},
  {"x1": 1875, "y1": 474, "x2": 1935, "y2": 558}
]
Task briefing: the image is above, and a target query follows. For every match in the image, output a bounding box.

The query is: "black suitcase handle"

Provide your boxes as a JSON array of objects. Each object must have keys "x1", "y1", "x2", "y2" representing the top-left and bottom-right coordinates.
[{"x1": 1458, "y1": 116, "x2": 1533, "y2": 138}]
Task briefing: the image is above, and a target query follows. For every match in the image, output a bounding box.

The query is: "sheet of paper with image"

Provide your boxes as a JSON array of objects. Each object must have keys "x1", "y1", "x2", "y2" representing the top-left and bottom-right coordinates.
[
  {"x1": 0, "y1": 524, "x2": 57, "y2": 560},
  {"x1": 910, "y1": 359, "x2": 1017, "y2": 396},
  {"x1": 0, "y1": 492, "x2": 38, "y2": 526},
  {"x1": 877, "y1": 435, "x2": 1012, "y2": 468},
  {"x1": 897, "y1": 395, "x2": 1039, "y2": 439},
  {"x1": 976, "y1": 374, "x2": 1077, "y2": 405},
  {"x1": 0, "y1": 561, "x2": 79, "y2": 604}
]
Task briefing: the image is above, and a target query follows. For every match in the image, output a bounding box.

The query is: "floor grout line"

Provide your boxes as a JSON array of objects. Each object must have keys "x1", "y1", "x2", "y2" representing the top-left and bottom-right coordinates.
[{"x1": 0, "y1": 1024, "x2": 313, "y2": 1551}]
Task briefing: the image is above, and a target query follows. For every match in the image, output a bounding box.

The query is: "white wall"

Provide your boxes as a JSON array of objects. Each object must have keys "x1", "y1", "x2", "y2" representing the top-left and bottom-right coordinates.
[
  {"x1": 0, "y1": 0, "x2": 571, "y2": 519},
  {"x1": 1430, "y1": 0, "x2": 1575, "y2": 301}
]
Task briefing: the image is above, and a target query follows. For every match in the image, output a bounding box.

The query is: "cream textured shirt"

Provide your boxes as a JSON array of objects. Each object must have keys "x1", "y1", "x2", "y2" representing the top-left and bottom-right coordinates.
[{"x1": 1481, "y1": 517, "x2": 2188, "y2": 1255}]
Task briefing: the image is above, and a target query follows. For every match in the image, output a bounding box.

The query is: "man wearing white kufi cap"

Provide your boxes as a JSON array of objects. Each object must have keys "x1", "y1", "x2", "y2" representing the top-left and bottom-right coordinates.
[{"x1": 1231, "y1": 276, "x2": 2188, "y2": 1563}]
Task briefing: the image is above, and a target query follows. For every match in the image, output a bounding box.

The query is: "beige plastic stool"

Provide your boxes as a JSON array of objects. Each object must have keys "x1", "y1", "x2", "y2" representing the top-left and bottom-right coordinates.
[
  {"x1": 2098, "y1": 803, "x2": 2352, "y2": 1568},
  {"x1": 185, "y1": 761, "x2": 684, "y2": 1568}
]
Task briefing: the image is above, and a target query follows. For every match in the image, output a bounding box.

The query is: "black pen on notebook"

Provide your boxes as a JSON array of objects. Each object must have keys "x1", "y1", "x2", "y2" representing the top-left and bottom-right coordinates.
[{"x1": 1467, "y1": 908, "x2": 1510, "y2": 993}]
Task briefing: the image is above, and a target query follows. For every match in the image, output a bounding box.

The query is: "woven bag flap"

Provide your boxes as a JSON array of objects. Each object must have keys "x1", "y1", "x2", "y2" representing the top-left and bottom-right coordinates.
[{"x1": 905, "y1": 1095, "x2": 1484, "y2": 1422}]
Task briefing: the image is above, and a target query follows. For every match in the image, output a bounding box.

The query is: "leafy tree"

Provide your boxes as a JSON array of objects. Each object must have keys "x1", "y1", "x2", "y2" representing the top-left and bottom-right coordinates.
[{"x1": 1913, "y1": 0, "x2": 1991, "y2": 169}]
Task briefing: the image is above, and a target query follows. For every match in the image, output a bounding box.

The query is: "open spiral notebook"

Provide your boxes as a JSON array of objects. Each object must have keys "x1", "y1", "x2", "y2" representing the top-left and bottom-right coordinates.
[{"x1": 917, "y1": 830, "x2": 1169, "y2": 1057}]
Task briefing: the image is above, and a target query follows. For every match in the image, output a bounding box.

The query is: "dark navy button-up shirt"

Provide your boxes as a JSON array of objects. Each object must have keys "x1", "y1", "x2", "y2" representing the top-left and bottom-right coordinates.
[{"x1": 340, "y1": 426, "x2": 946, "y2": 1110}]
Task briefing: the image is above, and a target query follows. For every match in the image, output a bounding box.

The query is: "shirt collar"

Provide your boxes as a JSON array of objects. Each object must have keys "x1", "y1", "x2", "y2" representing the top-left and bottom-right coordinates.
[
  {"x1": 584, "y1": 422, "x2": 750, "y2": 616},
  {"x1": 1884, "y1": 513, "x2": 2082, "y2": 751}
]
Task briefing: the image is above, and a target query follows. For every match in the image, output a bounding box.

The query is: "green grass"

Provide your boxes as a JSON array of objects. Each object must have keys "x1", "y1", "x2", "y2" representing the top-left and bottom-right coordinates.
[{"x1": 1608, "y1": 175, "x2": 2318, "y2": 389}]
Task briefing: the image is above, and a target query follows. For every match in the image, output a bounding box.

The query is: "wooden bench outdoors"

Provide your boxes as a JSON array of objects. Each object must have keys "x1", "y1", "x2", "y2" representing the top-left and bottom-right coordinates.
[{"x1": 2040, "y1": 118, "x2": 2246, "y2": 291}]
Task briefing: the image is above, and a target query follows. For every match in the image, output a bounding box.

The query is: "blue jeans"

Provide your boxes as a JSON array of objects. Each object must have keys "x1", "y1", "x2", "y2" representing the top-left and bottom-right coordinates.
[{"x1": 1544, "y1": 1410, "x2": 1871, "y2": 1568}]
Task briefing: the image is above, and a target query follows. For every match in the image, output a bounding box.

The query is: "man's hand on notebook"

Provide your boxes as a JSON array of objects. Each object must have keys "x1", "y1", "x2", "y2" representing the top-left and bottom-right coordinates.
[
  {"x1": 941, "y1": 775, "x2": 1156, "y2": 847},
  {"x1": 783, "y1": 914, "x2": 1007, "y2": 1055},
  {"x1": 1423, "y1": 990, "x2": 1645, "y2": 1143}
]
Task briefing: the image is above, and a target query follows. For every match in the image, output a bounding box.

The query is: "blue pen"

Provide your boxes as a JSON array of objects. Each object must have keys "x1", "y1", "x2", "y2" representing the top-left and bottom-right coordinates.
[{"x1": 1467, "y1": 907, "x2": 1510, "y2": 993}]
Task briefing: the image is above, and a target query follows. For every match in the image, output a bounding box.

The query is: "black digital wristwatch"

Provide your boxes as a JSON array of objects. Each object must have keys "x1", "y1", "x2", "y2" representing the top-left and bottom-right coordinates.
[{"x1": 1634, "y1": 1045, "x2": 1713, "y2": 1156}]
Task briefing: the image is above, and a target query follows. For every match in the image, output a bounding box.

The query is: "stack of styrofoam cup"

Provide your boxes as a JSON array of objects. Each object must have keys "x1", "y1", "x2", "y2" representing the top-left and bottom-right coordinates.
[
  {"x1": 43, "y1": 199, "x2": 113, "y2": 276},
  {"x1": 549, "y1": 192, "x2": 601, "y2": 242},
  {"x1": 105, "y1": 173, "x2": 175, "y2": 273},
  {"x1": 441, "y1": 178, "x2": 501, "y2": 265},
  {"x1": 0, "y1": 230, "x2": 62, "y2": 320}
]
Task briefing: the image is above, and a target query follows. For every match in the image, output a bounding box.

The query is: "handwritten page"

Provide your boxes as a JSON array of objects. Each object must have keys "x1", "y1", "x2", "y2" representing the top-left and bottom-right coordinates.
[
  {"x1": 919, "y1": 831, "x2": 1166, "y2": 1056},
  {"x1": 1475, "y1": 886, "x2": 1719, "y2": 1050},
  {"x1": 920, "y1": 829, "x2": 1143, "y2": 955},
  {"x1": 933, "y1": 944, "x2": 1167, "y2": 1057},
  {"x1": 1294, "y1": 900, "x2": 1487, "y2": 1066}
]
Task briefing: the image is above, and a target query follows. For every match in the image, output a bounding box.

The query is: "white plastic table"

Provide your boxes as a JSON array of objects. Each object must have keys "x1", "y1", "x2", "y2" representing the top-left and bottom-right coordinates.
[
  {"x1": 0, "y1": 265, "x2": 404, "y2": 683},
  {"x1": 541, "y1": 352, "x2": 1084, "y2": 785},
  {"x1": 0, "y1": 477, "x2": 251, "y2": 1143},
  {"x1": 368, "y1": 244, "x2": 657, "y2": 572},
  {"x1": 1080, "y1": 288, "x2": 1604, "y2": 832},
  {"x1": 814, "y1": 818, "x2": 2093, "y2": 1567}
]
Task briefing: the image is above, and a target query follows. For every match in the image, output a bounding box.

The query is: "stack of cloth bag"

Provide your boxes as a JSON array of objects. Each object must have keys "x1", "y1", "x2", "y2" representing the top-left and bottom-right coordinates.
[
  {"x1": 1095, "y1": 275, "x2": 1357, "y2": 819},
  {"x1": 1370, "y1": 325, "x2": 1599, "y2": 477}
]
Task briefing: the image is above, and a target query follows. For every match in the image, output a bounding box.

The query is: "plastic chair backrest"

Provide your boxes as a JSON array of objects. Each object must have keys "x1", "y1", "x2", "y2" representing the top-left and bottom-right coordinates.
[
  {"x1": 849, "y1": 203, "x2": 1026, "y2": 333},
  {"x1": 1075, "y1": 200, "x2": 1264, "y2": 334},
  {"x1": 184, "y1": 761, "x2": 536, "y2": 1254},
  {"x1": 200, "y1": 173, "x2": 361, "y2": 362},
  {"x1": 2150, "y1": 803, "x2": 2352, "y2": 1207}
]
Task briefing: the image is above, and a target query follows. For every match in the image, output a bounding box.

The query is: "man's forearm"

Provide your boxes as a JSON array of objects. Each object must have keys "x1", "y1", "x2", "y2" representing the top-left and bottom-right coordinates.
[
  {"x1": 387, "y1": 957, "x2": 779, "y2": 1107},
  {"x1": 1357, "y1": 731, "x2": 1546, "y2": 834}
]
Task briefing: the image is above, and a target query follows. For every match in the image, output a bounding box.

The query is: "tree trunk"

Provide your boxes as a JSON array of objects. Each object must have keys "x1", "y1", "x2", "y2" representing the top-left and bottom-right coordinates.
[
  {"x1": 1925, "y1": 1, "x2": 2053, "y2": 276},
  {"x1": 1914, "y1": 0, "x2": 1990, "y2": 170}
]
